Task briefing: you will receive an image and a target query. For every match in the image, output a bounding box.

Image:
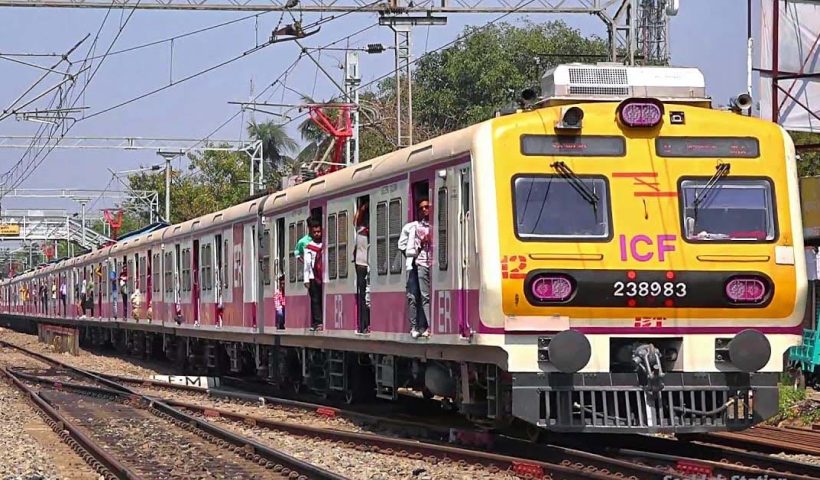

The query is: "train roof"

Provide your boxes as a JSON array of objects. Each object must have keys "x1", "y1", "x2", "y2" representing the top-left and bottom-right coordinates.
[
  {"x1": 260, "y1": 122, "x2": 480, "y2": 216},
  {"x1": 539, "y1": 63, "x2": 711, "y2": 107}
]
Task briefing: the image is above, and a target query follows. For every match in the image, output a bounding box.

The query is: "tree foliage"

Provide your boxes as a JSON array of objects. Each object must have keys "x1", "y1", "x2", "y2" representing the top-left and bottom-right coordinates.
[
  {"x1": 793, "y1": 131, "x2": 820, "y2": 177},
  {"x1": 113, "y1": 120, "x2": 296, "y2": 233},
  {"x1": 356, "y1": 20, "x2": 608, "y2": 160}
]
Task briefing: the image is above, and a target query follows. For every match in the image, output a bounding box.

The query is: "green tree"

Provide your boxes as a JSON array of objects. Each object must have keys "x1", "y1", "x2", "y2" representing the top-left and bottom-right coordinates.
[
  {"x1": 412, "y1": 20, "x2": 608, "y2": 134},
  {"x1": 793, "y1": 131, "x2": 820, "y2": 177},
  {"x1": 356, "y1": 20, "x2": 608, "y2": 161},
  {"x1": 247, "y1": 120, "x2": 297, "y2": 189}
]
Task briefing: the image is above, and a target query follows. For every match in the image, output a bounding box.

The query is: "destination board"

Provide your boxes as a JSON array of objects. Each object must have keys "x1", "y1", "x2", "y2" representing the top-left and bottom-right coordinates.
[
  {"x1": 520, "y1": 135, "x2": 626, "y2": 156},
  {"x1": 655, "y1": 137, "x2": 760, "y2": 158}
]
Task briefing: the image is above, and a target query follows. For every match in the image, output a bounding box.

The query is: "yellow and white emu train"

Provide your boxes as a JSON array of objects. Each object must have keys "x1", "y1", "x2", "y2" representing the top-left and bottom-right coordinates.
[{"x1": 1, "y1": 64, "x2": 805, "y2": 433}]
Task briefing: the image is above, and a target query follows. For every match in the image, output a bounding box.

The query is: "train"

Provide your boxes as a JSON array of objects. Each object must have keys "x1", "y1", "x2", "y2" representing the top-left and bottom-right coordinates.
[{"x1": 0, "y1": 63, "x2": 807, "y2": 434}]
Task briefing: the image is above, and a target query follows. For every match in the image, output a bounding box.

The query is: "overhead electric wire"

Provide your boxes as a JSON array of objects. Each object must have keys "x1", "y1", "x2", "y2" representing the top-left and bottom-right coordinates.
[
  {"x1": 74, "y1": 0, "x2": 380, "y2": 124},
  {"x1": 0, "y1": 2, "x2": 117, "y2": 188},
  {"x1": 279, "y1": 0, "x2": 537, "y2": 136},
  {"x1": 1, "y1": 2, "x2": 142, "y2": 195},
  {"x1": 83, "y1": 11, "x2": 273, "y2": 62}
]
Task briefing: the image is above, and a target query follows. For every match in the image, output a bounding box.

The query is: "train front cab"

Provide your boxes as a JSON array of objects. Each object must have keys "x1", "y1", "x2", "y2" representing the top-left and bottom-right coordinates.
[{"x1": 487, "y1": 66, "x2": 805, "y2": 434}]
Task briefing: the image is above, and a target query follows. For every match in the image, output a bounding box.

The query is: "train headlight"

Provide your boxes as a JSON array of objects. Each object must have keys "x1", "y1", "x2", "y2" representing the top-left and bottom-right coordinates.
[
  {"x1": 530, "y1": 275, "x2": 574, "y2": 302},
  {"x1": 724, "y1": 276, "x2": 768, "y2": 304},
  {"x1": 617, "y1": 98, "x2": 664, "y2": 127},
  {"x1": 556, "y1": 106, "x2": 584, "y2": 130}
]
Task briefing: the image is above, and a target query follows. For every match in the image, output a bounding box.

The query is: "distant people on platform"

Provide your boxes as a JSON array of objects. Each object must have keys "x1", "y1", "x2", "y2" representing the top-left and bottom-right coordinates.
[
  {"x1": 303, "y1": 217, "x2": 323, "y2": 331},
  {"x1": 400, "y1": 198, "x2": 432, "y2": 339},
  {"x1": 275, "y1": 275, "x2": 286, "y2": 330},
  {"x1": 51, "y1": 281, "x2": 57, "y2": 316},
  {"x1": 353, "y1": 199, "x2": 370, "y2": 334}
]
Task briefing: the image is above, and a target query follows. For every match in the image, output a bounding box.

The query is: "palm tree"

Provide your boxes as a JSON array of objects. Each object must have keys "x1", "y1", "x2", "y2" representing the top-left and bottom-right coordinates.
[{"x1": 246, "y1": 120, "x2": 298, "y2": 189}]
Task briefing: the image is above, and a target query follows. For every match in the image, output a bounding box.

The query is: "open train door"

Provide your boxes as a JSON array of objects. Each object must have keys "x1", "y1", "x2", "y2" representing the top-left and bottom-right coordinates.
[
  {"x1": 456, "y1": 166, "x2": 477, "y2": 337},
  {"x1": 193, "y1": 239, "x2": 200, "y2": 325}
]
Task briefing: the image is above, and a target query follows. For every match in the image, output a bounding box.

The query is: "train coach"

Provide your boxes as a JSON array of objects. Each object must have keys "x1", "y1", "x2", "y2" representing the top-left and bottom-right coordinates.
[{"x1": 0, "y1": 63, "x2": 807, "y2": 434}]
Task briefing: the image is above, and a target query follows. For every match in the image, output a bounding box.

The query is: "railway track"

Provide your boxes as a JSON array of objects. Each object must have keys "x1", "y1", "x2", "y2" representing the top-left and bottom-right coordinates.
[
  {"x1": 3, "y1": 338, "x2": 820, "y2": 480},
  {"x1": 0, "y1": 343, "x2": 346, "y2": 480},
  {"x1": 104, "y1": 372, "x2": 820, "y2": 479},
  {"x1": 682, "y1": 423, "x2": 820, "y2": 456},
  {"x1": 0, "y1": 341, "x2": 669, "y2": 479}
]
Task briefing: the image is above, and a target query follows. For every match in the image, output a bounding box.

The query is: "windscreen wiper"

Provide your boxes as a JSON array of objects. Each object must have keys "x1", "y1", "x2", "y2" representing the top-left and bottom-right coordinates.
[
  {"x1": 551, "y1": 161, "x2": 599, "y2": 206},
  {"x1": 694, "y1": 162, "x2": 731, "y2": 215}
]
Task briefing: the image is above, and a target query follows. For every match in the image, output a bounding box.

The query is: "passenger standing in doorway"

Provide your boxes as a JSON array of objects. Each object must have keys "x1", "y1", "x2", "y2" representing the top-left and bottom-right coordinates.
[
  {"x1": 110, "y1": 266, "x2": 118, "y2": 319},
  {"x1": 87, "y1": 276, "x2": 95, "y2": 317},
  {"x1": 294, "y1": 216, "x2": 314, "y2": 262},
  {"x1": 275, "y1": 275, "x2": 286, "y2": 330},
  {"x1": 73, "y1": 279, "x2": 80, "y2": 316},
  {"x1": 303, "y1": 218, "x2": 324, "y2": 331},
  {"x1": 403, "y1": 199, "x2": 432, "y2": 339},
  {"x1": 80, "y1": 276, "x2": 87, "y2": 318},
  {"x1": 353, "y1": 200, "x2": 370, "y2": 334},
  {"x1": 119, "y1": 267, "x2": 128, "y2": 319},
  {"x1": 39, "y1": 283, "x2": 47, "y2": 315},
  {"x1": 59, "y1": 279, "x2": 67, "y2": 317},
  {"x1": 51, "y1": 281, "x2": 56, "y2": 315}
]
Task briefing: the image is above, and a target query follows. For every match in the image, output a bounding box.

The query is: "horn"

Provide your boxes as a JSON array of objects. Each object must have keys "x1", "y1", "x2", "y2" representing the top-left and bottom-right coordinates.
[{"x1": 730, "y1": 93, "x2": 753, "y2": 111}]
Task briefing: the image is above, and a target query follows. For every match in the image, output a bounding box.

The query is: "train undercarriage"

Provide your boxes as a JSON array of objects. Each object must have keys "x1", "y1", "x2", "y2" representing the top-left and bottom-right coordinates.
[
  {"x1": 78, "y1": 325, "x2": 513, "y2": 426},
  {"x1": 1, "y1": 315, "x2": 780, "y2": 435}
]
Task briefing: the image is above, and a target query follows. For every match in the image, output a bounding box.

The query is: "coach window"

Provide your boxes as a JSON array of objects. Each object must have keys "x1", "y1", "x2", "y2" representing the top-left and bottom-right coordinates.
[
  {"x1": 337, "y1": 210, "x2": 349, "y2": 279},
  {"x1": 127, "y1": 259, "x2": 135, "y2": 294},
  {"x1": 296, "y1": 220, "x2": 306, "y2": 283},
  {"x1": 513, "y1": 175, "x2": 611, "y2": 240},
  {"x1": 388, "y1": 198, "x2": 403, "y2": 274},
  {"x1": 262, "y1": 227, "x2": 271, "y2": 286},
  {"x1": 164, "y1": 252, "x2": 173, "y2": 294},
  {"x1": 680, "y1": 178, "x2": 776, "y2": 242},
  {"x1": 182, "y1": 248, "x2": 191, "y2": 292},
  {"x1": 376, "y1": 202, "x2": 388, "y2": 275},
  {"x1": 201, "y1": 243, "x2": 212, "y2": 291},
  {"x1": 152, "y1": 253, "x2": 161, "y2": 294},
  {"x1": 139, "y1": 256, "x2": 147, "y2": 293},
  {"x1": 288, "y1": 223, "x2": 297, "y2": 283},
  {"x1": 327, "y1": 213, "x2": 338, "y2": 280}
]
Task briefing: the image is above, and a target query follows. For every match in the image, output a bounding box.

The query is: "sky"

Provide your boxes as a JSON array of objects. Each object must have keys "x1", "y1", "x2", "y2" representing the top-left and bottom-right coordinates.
[{"x1": 0, "y1": 0, "x2": 751, "y2": 218}]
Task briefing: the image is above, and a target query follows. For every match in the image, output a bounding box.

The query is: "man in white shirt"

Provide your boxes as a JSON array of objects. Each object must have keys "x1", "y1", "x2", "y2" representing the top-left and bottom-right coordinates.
[
  {"x1": 403, "y1": 199, "x2": 432, "y2": 339},
  {"x1": 353, "y1": 200, "x2": 370, "y2": 334}
]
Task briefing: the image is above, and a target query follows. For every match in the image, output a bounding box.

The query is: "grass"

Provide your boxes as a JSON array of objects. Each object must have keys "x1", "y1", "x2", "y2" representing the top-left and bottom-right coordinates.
[{"x1": 767, "y1": 383, "x2": 820, "y2": 426}]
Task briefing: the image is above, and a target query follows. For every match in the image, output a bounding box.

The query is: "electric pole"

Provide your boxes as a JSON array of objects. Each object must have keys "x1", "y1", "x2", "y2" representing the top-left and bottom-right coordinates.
[
  {"x1": 157, "y1": 150, "x2": 182, "y2": 223},
  {"x1": 345, "y1": 51, "x2": 361, "y2": 165}
]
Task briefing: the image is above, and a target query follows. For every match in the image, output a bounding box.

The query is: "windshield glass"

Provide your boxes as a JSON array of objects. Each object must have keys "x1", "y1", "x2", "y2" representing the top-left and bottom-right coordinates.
[
  {"x1": 681, "y1": 179, "x2": 775, "y2": 241},
  {"x1": 513, "y1": 176, "x2": 609, "y2": 239}
]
